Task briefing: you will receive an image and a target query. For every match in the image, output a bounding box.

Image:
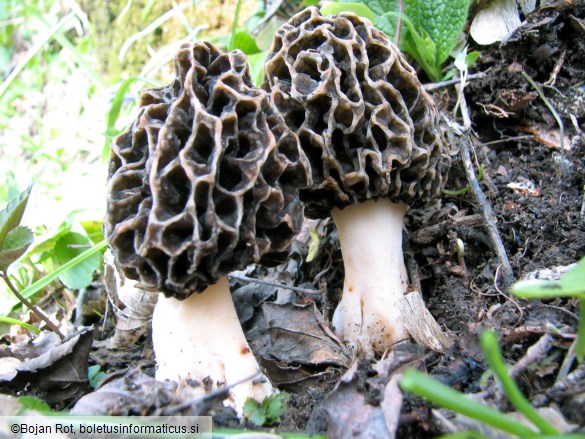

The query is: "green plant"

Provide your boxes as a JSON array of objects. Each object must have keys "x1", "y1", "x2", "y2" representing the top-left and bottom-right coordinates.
[
  {"x1": 0, "y1": 185, "x2": 64, "y2": 338},
  {"x1": 0, "y1": 185, "x2": 108, "y2": 337},
  {"x1": 321, "y1": 0, "x2": 471, "y2": 82},
  {"x1": 88, "y1": 364, "x2": 107, "y2": 389},
  {"x1": 400, "y1": 330, "x2": 580, "y2": 438},
  {"x1": 511, "y1": 257, "x2": 585, "y2": 363},
  {"x1": 243, "y1": 392, "x2": 291, "y2": 427}
]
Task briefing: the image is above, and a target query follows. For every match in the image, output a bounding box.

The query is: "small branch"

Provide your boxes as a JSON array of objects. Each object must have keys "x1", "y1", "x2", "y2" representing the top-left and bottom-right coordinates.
[
  {"x1": 1, "y1": 272, "x2": 65, "y2": 340},
  {"x1": 508, "y1": 333, "x2": 553, "y2": 379},
  {"x1": 423, "y1": 72, "x2": 486, "y2": 92},
  {"x1": 456, "y1": 87, "x2": 515, "y2": 286},
  {"x1": 228, "y1": 273, "x2": 321, "y2": 295}
]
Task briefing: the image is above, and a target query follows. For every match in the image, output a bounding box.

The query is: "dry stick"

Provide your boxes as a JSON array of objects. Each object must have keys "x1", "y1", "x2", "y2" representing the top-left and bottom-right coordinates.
[
  {"x1": 457, "y1": 88, "x2": 515, "y2": 286},
  {"x1": 0, "y1": 272, "x2": 65, "y2": 340},
  {"x1": 508, "y1": 333, "x2": 553, "y2": 379}
]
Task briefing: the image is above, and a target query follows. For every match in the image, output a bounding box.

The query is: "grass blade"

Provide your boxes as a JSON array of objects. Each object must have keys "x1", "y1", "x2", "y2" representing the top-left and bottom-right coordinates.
[
  {"x1": 400, "y1": 369, "x2": 537, "y2": 437},
  {"x1": 480, "y1": 331, "x2": 558, "y2": 435},
  {"x1": 18, "y1": 240, "x2": 107, "y2": 302},
  {"x1": 0, "y1": 316, "x2": 41, "y2": 334},
  {"x1": 0, "y1": 12, "x2": 75, "y2": 99}
]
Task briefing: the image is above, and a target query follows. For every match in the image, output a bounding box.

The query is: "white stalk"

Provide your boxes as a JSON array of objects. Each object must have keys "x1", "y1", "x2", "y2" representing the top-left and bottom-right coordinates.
[
  {"x1": 151, "y1": 275, "x2": 273, "y2": 414},
  {"x1": 331, "y1": 198, "x2": 409, "y2": 354}
]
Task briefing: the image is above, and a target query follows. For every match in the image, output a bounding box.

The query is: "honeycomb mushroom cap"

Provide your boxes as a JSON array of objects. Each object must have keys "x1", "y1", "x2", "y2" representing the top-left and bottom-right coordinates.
[
  {"x1": 105, "y1": 41, "x2": 310, "y2": 298},
  {"x1": 261, "y1": 7, "x2": 449, "y2": 218}
]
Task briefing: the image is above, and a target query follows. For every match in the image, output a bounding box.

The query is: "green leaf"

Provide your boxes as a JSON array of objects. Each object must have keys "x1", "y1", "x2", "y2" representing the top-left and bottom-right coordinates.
[
  {"x1": 404, "y1": 0, "x2": 470, "y2": 66},
  {"x1": 337, "y1": 0, "x2": 470, "y2": 81},
  {"x1": 465, "y1": 51, "x2": 480, "y2": 68},
  {"x1": 14, "y1": 240, "x2": 107, "y2": 306},
  {"x1": 511, "y1": 257, "x2": 585, "y2": 299},
  {"x1": 248, "y1": 51, "x2": 268, "y2": 87},
  {"x1": 88, "y1": 364, "x2": 107, "y2": 388},
  {"x1": 230, "y1": 30, "x2": 261, "y2": 55},
  {"x1": 3, "y1": 226, "x2": 34, "y2": 251},
  {"x1": 320, "y1": 2, "x2": 376, "y2": 23},
  {"x1": 243, "y1": 398, "x2": 266, "y2": 426},
  {"x1": 80, "y1": 220, "x2": 105, "y2": 245},
  {"x1": 243, "y1": 393, "x2": 290, "y2": 427},
  {"x1": 397, "y1": 14, "x2": 442, "y2": 81},
  {"x1": 17, "y1": 396, "x2": 53, "y2": 414},
  {"x1": 263, "y1": 392, "x2": 290, "y2": 425},
  {"x1": 0, "y1": 226, "x2": 34, "y2": 273},
  {"x1": 0, "y1": 226, "x2": 34, "y2": 272},
  {"x1": 0, "y1": 184, "x2": 33, "y2": 249},
  {"x1": 53, "y1": 232, "x2": 101, "y2": 290}
]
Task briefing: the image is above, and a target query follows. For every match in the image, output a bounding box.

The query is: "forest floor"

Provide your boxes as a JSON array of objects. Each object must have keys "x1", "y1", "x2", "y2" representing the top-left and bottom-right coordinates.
[{"x1": 1, "y1": 2, "x2": 584, "y2": 438}]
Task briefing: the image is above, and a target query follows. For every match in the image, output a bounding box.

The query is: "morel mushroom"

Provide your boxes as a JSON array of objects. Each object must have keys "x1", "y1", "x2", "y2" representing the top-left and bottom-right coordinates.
[
  {"x1": 105, "y1": 41, "x2": 310, "y2": 411},
  {"x1": 262, "y1": 8, "x2": 449, "y2": 354}
]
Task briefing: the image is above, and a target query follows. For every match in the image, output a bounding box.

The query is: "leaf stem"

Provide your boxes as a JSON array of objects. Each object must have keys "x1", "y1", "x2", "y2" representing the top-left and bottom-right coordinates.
[{"x1": 0, "y1": 272, "x2": 65, "y2": 340}]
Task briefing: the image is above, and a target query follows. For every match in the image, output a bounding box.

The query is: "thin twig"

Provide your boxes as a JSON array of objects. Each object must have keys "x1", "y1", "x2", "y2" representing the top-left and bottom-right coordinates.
[
  {"x1": 228, "y1": 273, "x2": 321, "y2": 295},
  {"x1": 509, "y1": 333, "x2": 553, "y2": 379},
  {"x1": 456, "y1": 87, "x2": 515, "y2": 286},
  {"x1": 1, "y1": 273, "x2": 65, "y2": 340},
  {"x1": 521, "y1": 70, "x2": 565, "y2": 152},
  {"x1": 423, "y1": 72, "x2": 486, "y2": 91},
  {"x1": 482, "y1": 135, "x2": 534, "y2": 146}
]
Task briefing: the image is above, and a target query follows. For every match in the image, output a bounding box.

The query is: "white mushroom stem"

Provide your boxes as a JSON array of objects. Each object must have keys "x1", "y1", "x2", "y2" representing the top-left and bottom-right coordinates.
[
  {"x1": 151, "y1": 275, "x2": 273, "y2": 415},
  {"x1": 331, "y1": 198, "x2": 410, "y2": 354}
]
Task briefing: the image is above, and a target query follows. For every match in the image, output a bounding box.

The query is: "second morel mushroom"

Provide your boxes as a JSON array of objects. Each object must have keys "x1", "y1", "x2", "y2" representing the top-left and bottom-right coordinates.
[
  {"x1": 105, "y1": 41, "x2": 310, "y2": 411},
  {"x1": 262, "y1": 8, "x2": 450, "y2": 354}
]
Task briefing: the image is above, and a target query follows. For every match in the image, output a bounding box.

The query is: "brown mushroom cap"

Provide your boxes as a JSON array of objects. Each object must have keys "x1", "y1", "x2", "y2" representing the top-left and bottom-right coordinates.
[
  {"x1": 261, "y1": 7, "x2": 449, "y2": 218},
  {"x1": 105, "y1": 41, "x2": 310, "y2": 298}
]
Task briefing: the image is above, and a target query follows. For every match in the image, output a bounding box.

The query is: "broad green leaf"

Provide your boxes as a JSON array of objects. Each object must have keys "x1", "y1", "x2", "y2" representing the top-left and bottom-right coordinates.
[
  {"x1": 54, "y1": 232, "x2": 101, "y2": 290},
  {"x1": 229, "y1": 30, "x2": 261, "y2": 55},
  {"x1": 338, "y1": 0, "x2": 399, "y2": 17},
  {"x1": 0, "y1": 184, "x2": 32, "y2": 248},
  {"x1": 339, "y1": 0, "x2": 470, "y2": 82},
  {"x1": 321, "y1": 2, "x2": 376, "y2": 23},
  {"x1": 403, "y1": 0, "x2": 470, "y2": 65},
  {"x1": 511, "y1": 257, "x2": 585, "y2": 299}
]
